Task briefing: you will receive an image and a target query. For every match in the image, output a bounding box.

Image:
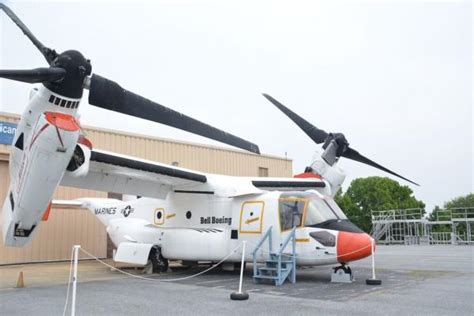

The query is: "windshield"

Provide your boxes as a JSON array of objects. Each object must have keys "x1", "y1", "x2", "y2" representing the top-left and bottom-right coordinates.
[
  {"x1": 304, "y1": 197, "x2": 347, "y2": 226},
  {"x1": 278, "y1": 191, "x2": 347, "y2": 230}
]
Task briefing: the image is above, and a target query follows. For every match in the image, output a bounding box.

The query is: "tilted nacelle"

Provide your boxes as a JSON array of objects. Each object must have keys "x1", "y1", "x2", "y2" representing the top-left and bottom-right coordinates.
[
  {"x1": 310, "y1": 158, "x2": 346, "y2": 197},
  {"x1": 2, "y1": 111, "x2": 80, "y2": 246}
]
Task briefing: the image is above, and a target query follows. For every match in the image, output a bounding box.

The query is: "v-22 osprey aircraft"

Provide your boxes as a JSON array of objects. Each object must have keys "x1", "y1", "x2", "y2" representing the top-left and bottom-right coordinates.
[{"x1": 0, "y1": 4, "x2": 418, "y2": 282}]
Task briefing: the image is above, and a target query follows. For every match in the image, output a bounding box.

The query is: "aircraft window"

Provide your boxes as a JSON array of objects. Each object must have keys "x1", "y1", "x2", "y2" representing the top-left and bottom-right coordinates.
[
  {"x1": 9, "y1": 192, "x2": 14, "y2": 211},
  {"x1": 310, "y1": 231, "x2": 335, "y2": 247},
  {"x1": 325, "y1": 199, "x2": 347, "y2": 219},
  {"x1": 279, "y1": 199, "x2": 306, "y2": 231},
  {"x1": 305, "y1": 199, "x2": 336, "y2": 225},
  {"x1": 14, "y1": 133, "x2": 24, "y2": 150}
]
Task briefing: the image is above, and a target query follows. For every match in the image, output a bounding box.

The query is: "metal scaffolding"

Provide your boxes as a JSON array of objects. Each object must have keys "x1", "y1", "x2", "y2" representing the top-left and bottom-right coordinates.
[{"x1": 370, "y1": 207, "x2": 474, "y2": 245}]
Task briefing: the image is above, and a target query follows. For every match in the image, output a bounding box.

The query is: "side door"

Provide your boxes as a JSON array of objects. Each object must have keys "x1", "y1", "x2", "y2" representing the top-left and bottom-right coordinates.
[{"x1": 239, "y1": 200, "x2": 265, "y2": 235}]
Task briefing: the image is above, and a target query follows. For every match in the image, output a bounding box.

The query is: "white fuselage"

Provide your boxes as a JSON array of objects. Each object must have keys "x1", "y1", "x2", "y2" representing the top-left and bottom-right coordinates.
[{"x1": 87, "y1": 191, "x2": 358, "y2": 267}]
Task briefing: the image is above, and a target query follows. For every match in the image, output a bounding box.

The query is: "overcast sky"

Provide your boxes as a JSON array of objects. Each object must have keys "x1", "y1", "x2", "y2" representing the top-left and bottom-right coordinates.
[{"x1": 1, "y1": 0, "x2": 472, "y2": 211}]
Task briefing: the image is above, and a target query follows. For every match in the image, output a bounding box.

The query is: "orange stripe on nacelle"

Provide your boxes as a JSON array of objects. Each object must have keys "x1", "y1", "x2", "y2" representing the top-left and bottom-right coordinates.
[
  {"x1": 78, "y1": 135, "x2": 93, "y2": 149},
  {"x1": 44, "y1": 112, "x2": 80, "y2": 131},
  {"x1": 41, "y1": 202, "x2": 52, "y2": 221}
]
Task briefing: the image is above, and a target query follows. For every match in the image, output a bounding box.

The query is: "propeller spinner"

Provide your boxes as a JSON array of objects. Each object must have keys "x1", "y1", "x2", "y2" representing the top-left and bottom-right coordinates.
[
  {"x1": 262, "y1": 93, "x2": 419, "y2": 186},
  {"x1": 0, "y1": 4, "x2": 260, "y2": 154}
]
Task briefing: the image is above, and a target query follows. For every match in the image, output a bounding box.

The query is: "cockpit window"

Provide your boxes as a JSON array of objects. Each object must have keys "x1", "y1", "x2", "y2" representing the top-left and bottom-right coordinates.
[
  {"x1": 304, "y1": 195, "x2": 348, "y2": 226},
  {"x1": 279, "y1": 198, "x2": 306, "y2": 231},
  {"x1": 278, "y1": 191, "x2": 347, "y2": 231},
  {"x1": 325, "y1": 199, "x2": 347, "y2": 220}
]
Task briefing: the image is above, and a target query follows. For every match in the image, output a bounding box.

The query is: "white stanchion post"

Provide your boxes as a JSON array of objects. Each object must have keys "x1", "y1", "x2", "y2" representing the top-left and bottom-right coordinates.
[
  {"x1": 71, "y1": 245, "x2": 80, "y2": 316},
  {"x1": 238, "y1": 241, "x2": 246, "y2": 294},
  {"x1": 371, "y1": 238, "x2": 376, "y2": 279},
  {"x1": 366, "y1": 238, "x2": 381, "y2": 285},
  {"x1": 230, "y1": 241, "x2": 249, "y2": 300}
]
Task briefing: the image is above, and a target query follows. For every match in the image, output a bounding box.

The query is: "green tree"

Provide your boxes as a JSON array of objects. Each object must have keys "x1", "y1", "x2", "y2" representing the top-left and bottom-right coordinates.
[
  {"x1": 335, "y1": 177, "x2": 425, "y2": 232},
  {"x1": 429, "y1": 193, "x2": 474, "y2": 235},
  {"x1": 444, "y1": 193, "x2": 474, "y2": 209}
]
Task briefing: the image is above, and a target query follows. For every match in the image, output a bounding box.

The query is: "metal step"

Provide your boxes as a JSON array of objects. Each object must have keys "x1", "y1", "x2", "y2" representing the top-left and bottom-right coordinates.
[
  {"x1": 254, "y1": 274, "x2": 279, "y2": 280},
  {"x1": 265, "y1": 259, "x2": 293, "y2": 264},
  {"x1": 251, "y1": 226, "x2": 297, "y2": 286},
  {"x1": 258, "y1": 266, "x2": 290, "y2": 273}
]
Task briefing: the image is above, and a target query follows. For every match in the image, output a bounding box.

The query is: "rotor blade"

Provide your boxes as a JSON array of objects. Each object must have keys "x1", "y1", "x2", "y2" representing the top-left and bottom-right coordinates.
[
  {"x1": 0, "y1": 3, "x2": 57, "y2": 64},
  {"x1": 0, "y1": 67, "x2": 65, "y2": 83},
  {"x1": 88, "y1": 74, "x2": 260, "y2": 154},
  {"x1": 343, "y1": 147, "x2": 419, "y2": 186},
  {"x1": 262, "y1": 93, "x2": 328, "y2": 144}
]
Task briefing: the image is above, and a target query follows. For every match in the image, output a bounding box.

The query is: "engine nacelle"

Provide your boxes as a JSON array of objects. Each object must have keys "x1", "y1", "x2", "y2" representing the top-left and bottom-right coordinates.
[
  {"x1": 66, "y1": 143, "x2": 91, "y2": 177},
  {"x1": 310, "y1": 158, "x2": 346, "y2": 197},
  {"x1": 1, "y1": 112, "x2": 80, "y2": 247}
]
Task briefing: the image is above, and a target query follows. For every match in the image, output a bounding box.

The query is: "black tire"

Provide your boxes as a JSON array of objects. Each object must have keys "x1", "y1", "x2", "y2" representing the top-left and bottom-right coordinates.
[
  {"x1": 149, "y1": 247, "x2": 169, "y2": 273},
  {"x1": 366, "y1": 279, "x2": 382, "y2": 285},
  {"x1": 334, "y1": 265, "x2": 351, "y2": 275},
  {"x1": 230, "y1": 292, "x2": 249, "y2": 301}
]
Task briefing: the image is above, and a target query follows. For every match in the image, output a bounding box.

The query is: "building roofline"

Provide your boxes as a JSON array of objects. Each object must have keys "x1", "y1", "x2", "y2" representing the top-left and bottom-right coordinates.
[{"x1": 0, "y1": 111, "x2": 292, "y2": 162}]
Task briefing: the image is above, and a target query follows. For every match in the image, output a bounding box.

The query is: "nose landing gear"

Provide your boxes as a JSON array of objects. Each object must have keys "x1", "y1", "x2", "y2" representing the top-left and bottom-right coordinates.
[{"x1": 331, "y1": 263, "x2": 353, "y2": 283}]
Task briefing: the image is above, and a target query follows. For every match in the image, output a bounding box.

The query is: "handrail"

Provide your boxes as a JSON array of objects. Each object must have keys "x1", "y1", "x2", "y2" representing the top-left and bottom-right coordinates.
[
  {"x1": 252, "y1": 226, "x2": 272, "y2": 280},
  {"x1": 277, "y1": 226, "x2": 296, "y2": 284},
  {"x1": 251, "y1": 226, "x2": 272, "y2": 256},
  {"x1": 277, "y1": 226, "x2": 296, "y2": 255}
]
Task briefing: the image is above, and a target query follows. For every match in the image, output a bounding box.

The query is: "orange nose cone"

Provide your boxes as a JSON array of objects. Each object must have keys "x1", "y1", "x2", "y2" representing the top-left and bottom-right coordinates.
[{"x1": 337, "y1": 231, "x2": 373, "y2": 263}]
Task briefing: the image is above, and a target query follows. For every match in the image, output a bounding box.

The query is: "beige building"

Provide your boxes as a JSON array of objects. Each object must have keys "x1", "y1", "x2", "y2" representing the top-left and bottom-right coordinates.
[{"x1": 0, "y1": 112, "x2": 292, "y2": 265}]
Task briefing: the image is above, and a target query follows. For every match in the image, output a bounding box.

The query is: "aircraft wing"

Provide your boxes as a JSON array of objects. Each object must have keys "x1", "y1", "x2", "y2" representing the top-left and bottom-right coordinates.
[
  {"x1": 61, "y1": 149, "x2": 209, "y2": 199},
  {"x1": 206, "y1": 175, "x2": 326, "y2": 197},
  {"x1": 249, "y1": 177, "x2": 326, "y2": 191},
  {"x1": 61, "y1": 149, "x2": 327, "y2": 199}
]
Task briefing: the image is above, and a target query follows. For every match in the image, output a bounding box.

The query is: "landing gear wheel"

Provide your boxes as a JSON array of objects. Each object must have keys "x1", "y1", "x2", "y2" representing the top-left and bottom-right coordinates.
[
  {"x1": 333, "y1": 264, "x2": 352, "y2": 276},
  {"x1": 331, "y1": 263, "x2": 354, "y2": 283},
  {"x1": 149, "y1": 247, "x2": 169, "y2": 273}
]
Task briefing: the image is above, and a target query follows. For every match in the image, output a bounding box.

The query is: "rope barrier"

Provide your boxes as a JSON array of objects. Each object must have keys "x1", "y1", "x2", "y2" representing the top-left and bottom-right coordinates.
[
  {"x1": 246, "y1": 239, "x2": 373, "y2": 259},
  {"x1": 79, "y1": 243, "x2": 243, "y2": 282},
  {"x1": 61, "y1": 238, "x2": 373, "y2": 314},
  {"x1": 61, "y1": 243, "x2": 243, "y2": 315}
]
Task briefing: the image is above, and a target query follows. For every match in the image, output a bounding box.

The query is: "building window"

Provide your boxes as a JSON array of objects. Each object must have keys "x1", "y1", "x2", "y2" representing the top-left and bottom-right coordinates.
[
  {"x1": 108, "y1": 192, "x2": 123, "y2": 200},
  {"x1": 258, "y1": 167, "x2": 269, "y2": 177}
]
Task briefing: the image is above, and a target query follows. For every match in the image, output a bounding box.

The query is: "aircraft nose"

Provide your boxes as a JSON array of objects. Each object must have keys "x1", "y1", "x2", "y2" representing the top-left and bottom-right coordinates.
[{"x1": 337, "y1": 231, "x2": 373, "y2": 263}]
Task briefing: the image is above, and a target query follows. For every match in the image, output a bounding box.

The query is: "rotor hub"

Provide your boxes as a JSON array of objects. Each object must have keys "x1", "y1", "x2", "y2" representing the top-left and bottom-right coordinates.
[{"x1": 44, "y1": 50, "x2": 92, "y2": 99}]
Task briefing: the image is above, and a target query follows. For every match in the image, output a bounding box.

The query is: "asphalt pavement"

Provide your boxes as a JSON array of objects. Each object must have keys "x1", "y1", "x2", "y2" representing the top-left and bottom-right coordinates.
[{"x1": 0, "y1": 245, "x2": 472, "y2": 315}]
